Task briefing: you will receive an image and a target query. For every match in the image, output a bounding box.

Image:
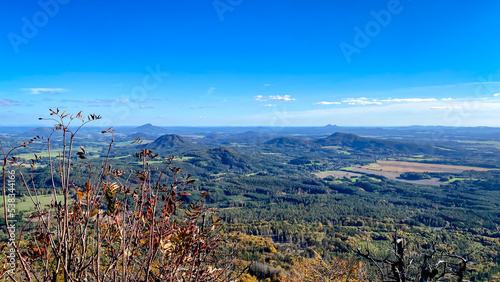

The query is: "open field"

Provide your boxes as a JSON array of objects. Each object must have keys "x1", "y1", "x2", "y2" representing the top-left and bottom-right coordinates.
[
  {"x1": 1, "y1": 194, "x2": 65, "y2": 213},
  {"x1": 457, "y1": 140, "x2": 500, "y2": 150},
  {"x1": 14, "y1": 151, "x2": 53, "y2": 159},
  {"x1": 365, "y1": 160, "x2": 489, "y2": 173},
  {"x1": 340, "y1": 160, "x2": 491, "y2": 186},
  {"x1": 347, "y1": 167, "x2": 444, "y2": 186},
  {"x1": 313, "y1": 171, "x2": 363, "y2": 179},
  {"x1": 14, "y1": 147, "x2": 101, "y2": 160},
  {"x1": 177, "y1": 156, "x2": 195, "y2": 161}
]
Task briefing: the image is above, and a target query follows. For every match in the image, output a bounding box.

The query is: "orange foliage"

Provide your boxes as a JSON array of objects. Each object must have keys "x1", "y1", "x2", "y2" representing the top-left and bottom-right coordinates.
[{"x1": 282, "y1": 251, "x2": 367, "y2": 282}]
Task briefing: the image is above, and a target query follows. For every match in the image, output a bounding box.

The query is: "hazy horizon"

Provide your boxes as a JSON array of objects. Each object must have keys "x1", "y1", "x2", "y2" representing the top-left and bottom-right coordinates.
[{"x1": 3, "y1": 123, "x2": 500, "y2": 130}]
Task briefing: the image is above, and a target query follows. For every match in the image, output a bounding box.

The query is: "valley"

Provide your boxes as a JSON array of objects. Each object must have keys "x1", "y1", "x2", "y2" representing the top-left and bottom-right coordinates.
[{"x1": 2, "y1": 124, "x2": 500, "y2": 280}]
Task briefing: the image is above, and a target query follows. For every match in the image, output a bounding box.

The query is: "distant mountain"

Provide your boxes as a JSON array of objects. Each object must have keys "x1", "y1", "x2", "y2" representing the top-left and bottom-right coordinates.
[
  {"x1": 125, "y1": 132, "x2": 158, "y2": 141},
  {"x1": 230, "y1": 131, "x2": 277, "y2": 144},
  {"x1": 315, "y1": 132, "x2": 442, "y2": 154},
  {"x1": 17, "y1": 127, "x2": 54, "y2": 138},
  {"x1": 146, "y1": 134, "x2": 192, "y2": 150},
  {"x1": 324, "y1": 124, "x2": 338, "y2": 128},
  {"x1": 0, "y1": 127, "x2": 37, "y2": 134},
  {"x1": 236, "y1": 131, "x2": 266, "y2": 138},
  {"x1": 264, "y1": 137, "x2": 311, "y2": 148},
  {"x1": 125, "y1": 124, "x2": 169, "y2": 135}
]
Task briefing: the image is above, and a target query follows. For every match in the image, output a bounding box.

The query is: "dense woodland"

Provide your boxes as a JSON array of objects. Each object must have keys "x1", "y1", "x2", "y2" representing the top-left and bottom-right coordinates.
[{"x1": 2, "y1": 122, "x2": 500, "y2": 280}]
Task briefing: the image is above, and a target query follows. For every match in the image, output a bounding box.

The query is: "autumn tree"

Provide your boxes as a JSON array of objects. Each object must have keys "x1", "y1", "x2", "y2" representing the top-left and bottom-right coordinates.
[
  {"x1": 356, "y1": 231, "x2": 469, "y2": 282},
  {"x1": 282, "y1": 250, "x2": 367, "y2": 282},
  {"x1": 1, "y1": 109, "x2": 237, "y2": 281}
]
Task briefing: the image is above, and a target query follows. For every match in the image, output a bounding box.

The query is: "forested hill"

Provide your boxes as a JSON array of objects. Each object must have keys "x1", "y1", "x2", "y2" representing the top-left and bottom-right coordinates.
[
  {"x1": 146, "y1": 134, "x2": 193, "y2": 150},
  {"x1": 314, "y1": 132, "x2": 451, "y2": 154},
  {"x1": 125, "y1": 123, "x2": 170, "y2": 135},
  {"x1": 264, "y1": 137, "x2": 311, "y2": 148}
]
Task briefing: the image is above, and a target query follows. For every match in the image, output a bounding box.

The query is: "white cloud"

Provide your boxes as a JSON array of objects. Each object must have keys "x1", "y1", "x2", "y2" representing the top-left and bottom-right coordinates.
[
  {"x1": 23, "y1": 88, "x2": 67, "y2": 94},
  {"x1": 239, "y1": 99, "x2": 500, "y2": 127},
  {"x1": 341, "y1": 97, "x2": 449, "y2": 106},
  {"x1": 79, "y1": 99, "x2": 109, "y2": 103},
  {"x1": 430, "y1": 106, "x2": 452, "y2": 110},
  {"x1": 0, "y1": 99, "x2": 22, "y2": 106},
  {"x1": 430, "y1": 106, "x2": 463, "y2": 110},
  {"x1": 380, "y1": 98, "x2": 437, "y2": 103},
  {"x1": 263, "y1": 84, "x2": 271, "y2": 87},
  {"x1": 272, "y1": 95, "x2": 295, "y2": 101},
  {"x1": 75, "y1": 99, "x2": 131, "y2": 104},
  {"x1": 206, "y1": 87, "x2": 216, "y2": 95},
  {"x1": 254, "y1": 95, "x2": 266, "y2": 101},
  {"x1": 261, "y1": 104, "x2": 277, "y2": 107},
  {"x1": 342, "y1": 97, "x2": 382, "y2": 105},
  {"x1": 254, "y1": 95, "x2": 295, "y2": 102},
  {"x1": 314, "y1": 101, "x2": 341, "y2": 105},
  {"x1": 494, "y1": 93, "x2": 500, "y2": 97}
]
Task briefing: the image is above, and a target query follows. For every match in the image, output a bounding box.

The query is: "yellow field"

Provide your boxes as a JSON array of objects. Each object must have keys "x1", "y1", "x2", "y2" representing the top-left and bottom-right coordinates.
[{"x1": 363, "y1": 160, "x2": 489, "y2": 173}]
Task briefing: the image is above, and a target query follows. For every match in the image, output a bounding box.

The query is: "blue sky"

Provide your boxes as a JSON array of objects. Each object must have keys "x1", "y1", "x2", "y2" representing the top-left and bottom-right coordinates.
[{"x1": 1, "y1": 0, "x2": 500, "y2": 127}]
